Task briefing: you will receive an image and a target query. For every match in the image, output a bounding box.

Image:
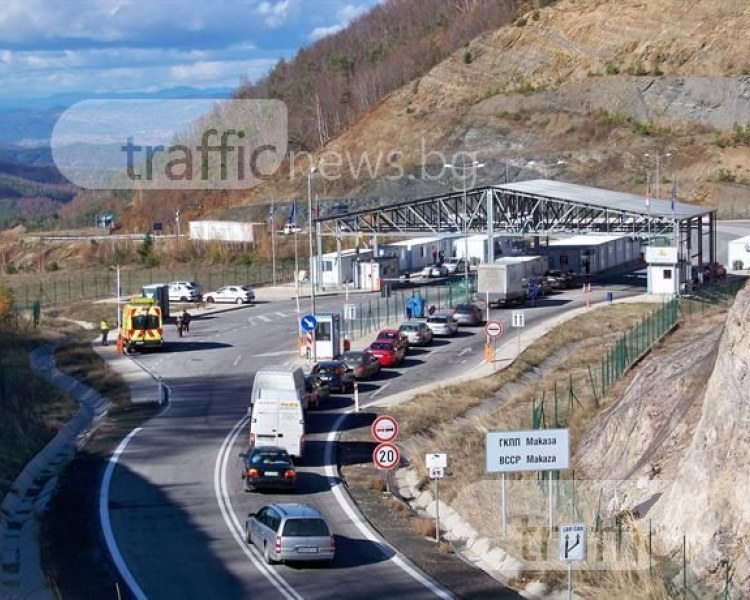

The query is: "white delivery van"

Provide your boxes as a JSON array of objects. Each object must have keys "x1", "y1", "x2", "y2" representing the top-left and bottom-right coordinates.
[{"x1": 249, "y1": 366, "x2": 307, "y2": 459}]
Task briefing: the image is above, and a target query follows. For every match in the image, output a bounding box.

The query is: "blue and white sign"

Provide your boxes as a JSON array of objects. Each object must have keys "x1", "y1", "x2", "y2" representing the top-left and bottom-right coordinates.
[{"x1": 301, "y1": 314, "x2": 318, "y2": 332}]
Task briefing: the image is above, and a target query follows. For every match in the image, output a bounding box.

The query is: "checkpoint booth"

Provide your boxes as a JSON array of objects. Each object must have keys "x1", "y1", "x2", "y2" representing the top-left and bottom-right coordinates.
[
  {"x1": 646, "y1": 246, "x2": 680, "y2": 296},
  {"x1": 310, "y1": 312, "x2": 342, "y2": 360}
]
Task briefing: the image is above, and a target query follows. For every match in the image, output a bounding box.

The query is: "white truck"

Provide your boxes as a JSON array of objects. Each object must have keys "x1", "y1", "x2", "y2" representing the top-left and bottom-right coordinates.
[
  {"x1": 248, "y1": 366, "x2": 307, "y2": 460},
  {"x1": 477, "y1": 256, "x2": 548, "y2": 307}
]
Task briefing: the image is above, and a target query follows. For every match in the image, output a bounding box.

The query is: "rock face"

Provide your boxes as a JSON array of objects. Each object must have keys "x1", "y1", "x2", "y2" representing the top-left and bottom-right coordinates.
[
  {"x1": 578, "y1": 286, "x2": 750, "y2": 591},
  {"x1": 655, "y1": 287, "x2": 750, "y2": 584}
]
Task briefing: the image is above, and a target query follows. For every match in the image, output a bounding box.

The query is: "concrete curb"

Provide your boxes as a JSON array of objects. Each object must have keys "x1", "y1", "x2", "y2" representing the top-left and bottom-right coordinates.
[{"x1": 0, "y1": 345, "x2": 113, "y2": 600}]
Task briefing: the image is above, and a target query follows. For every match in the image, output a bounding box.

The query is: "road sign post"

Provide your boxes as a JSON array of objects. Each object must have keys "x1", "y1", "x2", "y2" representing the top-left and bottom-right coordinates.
[
  {"x1": 484, "y1": 321, "x2": 503, "y2": 366},
  {"x1": 426, "y1": 454, "x2": 447, "y2": 543},
  {"x1": 511, "y1": 311, "x2": 525, "y2": 359},
  {"x1": 486, "y1": 429, "x2": 570, "y2": 535},
  {"x1": 559, "y1": 523, "x2": 586, "y2": 599},
  {"x1": 373, "y1": 442, "x2": 400, "y2": 470},
  {"x1": 371, "y1": 415, "x2": 399, "y2": 443},
  {"x1": 301, "y1": 314, "x2": 318, "y2": 363}
]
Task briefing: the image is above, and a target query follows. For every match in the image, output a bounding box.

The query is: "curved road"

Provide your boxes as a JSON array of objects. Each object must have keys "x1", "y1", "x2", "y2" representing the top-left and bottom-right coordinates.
[{"x1": 105, "y1": 281, "x2": 643, "y2": 599}]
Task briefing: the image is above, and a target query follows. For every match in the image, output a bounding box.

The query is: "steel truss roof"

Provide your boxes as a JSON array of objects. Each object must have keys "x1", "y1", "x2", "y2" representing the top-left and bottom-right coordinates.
[{"x1": 316, "y1": 180, "x2": 715, "y2": 239}]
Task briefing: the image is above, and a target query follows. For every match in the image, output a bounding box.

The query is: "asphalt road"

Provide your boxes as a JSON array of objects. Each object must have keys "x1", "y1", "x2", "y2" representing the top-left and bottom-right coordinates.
[{"x1": 105, "y1": 278, "x2": 645, "y2": 600}]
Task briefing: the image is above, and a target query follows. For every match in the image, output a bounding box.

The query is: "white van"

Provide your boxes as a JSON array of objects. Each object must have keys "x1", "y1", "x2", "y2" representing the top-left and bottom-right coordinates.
[
  {"x1": 168, "y1": 282, "x2": 201, "y2": 303},
  {"x1": 249, "y1": 366, "x2": 307, "y2": 459}
]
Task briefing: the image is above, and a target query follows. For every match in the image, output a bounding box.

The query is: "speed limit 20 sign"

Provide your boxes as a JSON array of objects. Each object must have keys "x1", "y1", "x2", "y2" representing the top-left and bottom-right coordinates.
[{"x1": 373, "y1": 442, "x2": 400, "y2": 470}]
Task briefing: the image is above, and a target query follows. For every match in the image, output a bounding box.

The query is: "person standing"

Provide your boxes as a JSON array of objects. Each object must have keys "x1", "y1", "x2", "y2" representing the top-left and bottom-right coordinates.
[
  {"x1": 100, "y1": 318, "x2": 110, "y2": 346},
  {"x1": 182, "y1": 310, "x2": 191, "y2": 333},
  {"x1": 175, "y1": 313, "x2": 184, "y2": 337}
]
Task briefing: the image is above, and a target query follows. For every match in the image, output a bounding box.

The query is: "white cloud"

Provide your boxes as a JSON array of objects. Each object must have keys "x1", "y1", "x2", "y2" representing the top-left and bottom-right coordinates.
[
  {"x1": 309, "y1": 2, "x2": 368, "y2": 41},
  {"x1": 256, "y1": 0, "x2": 291, "y2": 28}
]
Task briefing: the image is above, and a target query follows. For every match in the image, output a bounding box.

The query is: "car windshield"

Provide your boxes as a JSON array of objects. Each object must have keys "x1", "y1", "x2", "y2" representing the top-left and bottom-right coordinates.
[
  {"x1": 400, "y1": 324, "x2": 418, "y2": 331},
  {"x1": 429, "y1": 316, "x2": 448, "y2": 323},
  {"x1": 282, "y1": 518, "x2": 329, "y2": 537},
  {"x1": 315, "y1": 363, "x2": 340, "y2": 373},
  {"x1": 250, "y1": 451, "x2": 290, "y2": 465},
  {"x1": 377, "y1": 331, "x2": 395, "y2": 339},
  {"x1": 342, "y1": 353, "x2": 363, "y2": 364},
  {"x1": 454, "y1": 304, "x2": 472, "y2": 312},
  {"x1": 370, "y1": 342, "x2": 393, "y2": 350}
]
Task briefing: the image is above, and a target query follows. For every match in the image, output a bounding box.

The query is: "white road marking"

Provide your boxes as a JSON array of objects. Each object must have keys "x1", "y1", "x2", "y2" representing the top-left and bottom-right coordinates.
[
  {"x1": 370, "y1": 382, "x2": 390, "y2": 399},
  {"x1": 274, "y1": 312, "x2": 289, "y2": 318},
  {"x1": 456, "y1": 347, "x2": 472, "y2": 357},
  {"x1": 232, "y1": 355, "x2": 242, "y2": 367},
  {"x1": 100, "y1": 428, "x2": 148, "y2": 600},
  {"x1": 252, "y1": 350, "x2": 299, "y2": 357},
  {"x1": 256, "y1": 314, "x2": 273, "y2": 323},
  {"x1": 214, "y1": 415, "x2": 302, "y2": 600},
  {"x1": 323, "y1": 412, "x2": 454, "y2": 599}
]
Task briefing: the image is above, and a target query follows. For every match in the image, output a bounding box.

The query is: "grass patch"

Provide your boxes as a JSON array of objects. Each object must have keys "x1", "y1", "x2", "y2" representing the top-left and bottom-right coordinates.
[
  {"x1": 0, "y1": 332, "x2": 78, "y2": 500},
  {"x1": 54, "y1": 329, "x2": 130, "y2": 409}
]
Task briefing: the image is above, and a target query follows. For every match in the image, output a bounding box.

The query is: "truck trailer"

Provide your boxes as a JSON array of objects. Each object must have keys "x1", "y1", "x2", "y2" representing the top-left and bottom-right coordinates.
[{"x1": 477, "y1": 256, "x2": 548, "y2": 307}]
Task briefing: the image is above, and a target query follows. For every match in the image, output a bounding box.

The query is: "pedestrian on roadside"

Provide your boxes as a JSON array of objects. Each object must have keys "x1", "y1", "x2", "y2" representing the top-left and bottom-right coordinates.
[
  {"x1": 175, "y1": 313, "x2": 184, "y2": 338},
  {"x1": 182, "y1": 309, "x2": 191, "y2": 333},
  {"x1": 100, "y1": 318, "x2": 111, "y2": 346}
]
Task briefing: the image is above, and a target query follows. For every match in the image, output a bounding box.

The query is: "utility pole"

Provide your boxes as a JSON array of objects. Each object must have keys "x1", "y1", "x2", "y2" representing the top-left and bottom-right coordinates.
[
  {"x1": 175, "y1": 209, "x2": 180, "y2": 248},
  {"x1": 308, "y1": 166, "x2": 318, "y2": 363},
  {"x1": 271, "y1": 199, "x2": 277, "y2": 286}
]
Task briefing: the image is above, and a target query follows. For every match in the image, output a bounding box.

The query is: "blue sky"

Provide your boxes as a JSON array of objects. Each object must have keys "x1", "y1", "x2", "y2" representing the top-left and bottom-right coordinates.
[{"x1": 0, "y1": 0, "x2": 382, "y2": 100}]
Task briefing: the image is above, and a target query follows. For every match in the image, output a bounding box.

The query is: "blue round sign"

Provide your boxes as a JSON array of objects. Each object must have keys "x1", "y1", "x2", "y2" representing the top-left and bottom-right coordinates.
[{"x1": 301, "y1": 314, "x2": 318, "y2": 332}]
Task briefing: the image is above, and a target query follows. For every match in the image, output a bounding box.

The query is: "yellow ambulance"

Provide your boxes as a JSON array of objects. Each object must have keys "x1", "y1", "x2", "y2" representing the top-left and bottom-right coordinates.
[{"x1": 119, "y1": 297, "x2": 164, "y2": 353}]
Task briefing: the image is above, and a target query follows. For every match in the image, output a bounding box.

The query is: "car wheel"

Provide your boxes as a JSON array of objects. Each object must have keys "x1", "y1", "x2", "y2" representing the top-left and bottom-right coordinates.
[
  {"x1": 264, "y1": 543, "x2": 276, "y2": 564},
  {"x1": 245, "y1": 526, "x2": 252, "y2": 545},
  {"x1": 205, "y1": 296, "x2": 215, "y2": 303},
  {"x1": 180, "y1": 296, "x2": 187, "y2": 302},
  {"x1": 235, "y1": 297, "x2": 243, "y2": 304}
]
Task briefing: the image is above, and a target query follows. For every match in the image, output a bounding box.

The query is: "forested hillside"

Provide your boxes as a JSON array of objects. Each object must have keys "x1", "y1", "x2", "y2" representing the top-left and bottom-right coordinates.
[{"x1": 236, "y1": 0, "x2": 528, "y2": 151}]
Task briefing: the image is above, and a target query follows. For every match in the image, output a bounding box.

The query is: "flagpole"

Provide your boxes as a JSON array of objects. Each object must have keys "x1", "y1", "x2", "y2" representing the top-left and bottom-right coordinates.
[{"x1": 271, "y1": 200, "x2": 277, "y2": 286}]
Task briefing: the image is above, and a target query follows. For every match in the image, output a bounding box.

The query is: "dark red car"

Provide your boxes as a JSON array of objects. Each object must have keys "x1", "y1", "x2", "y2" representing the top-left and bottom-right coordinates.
[
  {"x1": 375, "y1": 328, "x2": 410, "y2": 354},
  {"x1": 367, "y1": 340, "x2": 405, "y2": 367}
]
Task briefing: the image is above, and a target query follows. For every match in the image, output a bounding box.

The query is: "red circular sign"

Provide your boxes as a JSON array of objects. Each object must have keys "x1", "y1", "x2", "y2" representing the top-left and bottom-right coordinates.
[
  {"x1": 371, "y1": 415, "x2": 399, "y2": 443},
  {"x1": 373, "y1": 442, "x2": 400, "y2": 470},
  {"x1": 485, "y1": 320, "x2": 504, "y2": 338}
]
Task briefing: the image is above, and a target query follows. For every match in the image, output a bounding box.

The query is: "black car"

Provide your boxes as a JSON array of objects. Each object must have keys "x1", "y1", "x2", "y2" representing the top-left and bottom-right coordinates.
[
  {"x1": 304, "y1": 374, "x2": 330, "y2": 409},
  {"x1": 239, "y1": 446, "x2": 296, "y2": 492},
  {"x1": 310, "y1": 360, "x2": 355, "y2": 393}
]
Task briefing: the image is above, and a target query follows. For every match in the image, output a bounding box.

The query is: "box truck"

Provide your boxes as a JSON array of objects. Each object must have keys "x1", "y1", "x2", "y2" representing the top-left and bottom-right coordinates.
[{"x1": 477, "y1": 256, "x2": 548, "y2": 307}]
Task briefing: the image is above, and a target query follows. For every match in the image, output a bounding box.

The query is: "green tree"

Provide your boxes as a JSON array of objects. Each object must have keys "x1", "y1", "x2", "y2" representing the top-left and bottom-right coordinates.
[{"x1": 137, "y1": 233, "x2": 155, "y2": 265}]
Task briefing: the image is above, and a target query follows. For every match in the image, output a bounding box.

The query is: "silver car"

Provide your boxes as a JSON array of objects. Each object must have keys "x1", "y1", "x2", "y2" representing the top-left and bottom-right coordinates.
[
  {"x1": 426, "y1": 313, "x2": 459, "y2": 337},
  {"x1": 245, "y1": 503, "x2": 335, "y2": 565},
  {"x1": 398, "y1": 321, "x2": 434, "y2": 346}
]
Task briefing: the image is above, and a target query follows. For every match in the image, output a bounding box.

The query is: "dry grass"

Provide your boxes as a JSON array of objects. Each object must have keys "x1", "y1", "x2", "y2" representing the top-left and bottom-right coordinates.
[
  {"x1": 367, "y1": 475, "x2": 387, "y2": 492},
  {"x1": 412, "y1": 517, "x2": 437, "y2": 538},
  {"x1": 54, "y1": 328, "x2": 130, "y2": 408}
]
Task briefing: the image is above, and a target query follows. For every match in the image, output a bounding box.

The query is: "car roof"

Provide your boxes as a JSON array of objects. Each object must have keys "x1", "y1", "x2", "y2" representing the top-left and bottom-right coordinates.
[
  {"x1": 250, "y1": 445, "x2": 288, "y2": 454},
  {"x1": 429, "y1": 313, "x2": 452, "y2": 318},
  {"x1": 377, "y1": 329, "x2": 399, "y2": 335},
  {"x1": 272, "y1": 503, "x2": 324, "y2": 518}
]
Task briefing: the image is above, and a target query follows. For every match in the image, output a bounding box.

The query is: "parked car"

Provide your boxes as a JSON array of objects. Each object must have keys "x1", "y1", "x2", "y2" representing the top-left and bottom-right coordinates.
[
  {"x1": 366, "y1": 340, "x2": 406, "y2": 367},
  {"x1": 398, "y1": 321, "x2": 434, "y2": 346},
  {"x1": 426, "y1": 313, "x2": 459, "y2": 337},
  {"x1": 203, "y1": 285, "x2": 255, "y2": 304},
  {"x1": 544, "y1": 270, "x2": 574, "y2": 290},
  {"x1": 310, "y1": 360, "x2": 355, "y2": 393},
  {"x1": 421, "y1": 263, "x2": 447, "y2": 278},
  {"x1": 239, "y1": 446, "x2": 296, "y2": 492},
  {"x1": 304, "y1": 374, "x2": 329, "y2": 409},
  {"x1": 375, "y1": 329, "x2": 410, "y2": 354},
  {"x1": 452, "y1": 303, "x2": 483, "y2": 326},
  {"x1": 168, "y1": 282, "x2": 201, "y2": 303},
  {"x1": 340, "y1": 350, "x2": 381, "y2": 380},
  {"x1": 444, "y1": 257, "x2": 467, "y2": 275},
  {"x1": 245, "y1": 503, "x2": 335, "y2": 565}
]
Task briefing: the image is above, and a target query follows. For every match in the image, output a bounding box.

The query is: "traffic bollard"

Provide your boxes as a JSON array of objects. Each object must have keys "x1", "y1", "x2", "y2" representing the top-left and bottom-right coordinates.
[{"x1": 354, "y1": 381, "x2": 359, "y2": 412}]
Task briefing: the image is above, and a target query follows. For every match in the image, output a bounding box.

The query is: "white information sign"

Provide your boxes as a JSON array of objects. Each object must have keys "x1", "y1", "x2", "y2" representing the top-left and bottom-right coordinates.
[
  {"x1": 511, "y1": 311, "x2": 525, "y2": 328},
  {"x1": 429, "y1": 467, "x2": 445, "y2": 480},
  {"x1": 425, "y1": 453, "x2": 447, "y2": 469},
  {"x1": 486, "y1": 428, "x2": 570, "y2": 473},
  {"x1": 559, "y1": 523, "x2": 586, "y2": 562}
]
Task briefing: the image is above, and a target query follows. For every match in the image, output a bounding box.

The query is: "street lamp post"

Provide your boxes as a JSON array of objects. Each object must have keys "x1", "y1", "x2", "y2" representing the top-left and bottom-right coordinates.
[
  {"x1": 175, "y1": 209, "x2": 180, "y2": 248},
  {"x1": 444, "y1": 159, "x2": 485, "y2": 295},
  {"x1": 644, "y1": 151, "x2": 672, "y2": 203},
  {"x1": 307, "y1": 166, "x2": 318, "y2": 363}
]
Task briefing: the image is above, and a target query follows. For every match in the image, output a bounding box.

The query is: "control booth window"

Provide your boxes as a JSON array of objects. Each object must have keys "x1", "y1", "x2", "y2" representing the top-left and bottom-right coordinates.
[
  {"x1": 663, "y1": 269, "x2": 672, "y2": 279},
  {"x1": 316, "y1": 321, "x2": 332, "y2": 341},
  {"x1": 322, "y1": 260, "x2": 333, "y2": 273}
]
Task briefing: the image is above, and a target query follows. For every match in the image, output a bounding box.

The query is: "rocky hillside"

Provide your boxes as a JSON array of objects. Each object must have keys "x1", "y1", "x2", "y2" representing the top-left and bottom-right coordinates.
[
  {"x1": 577, "y1": 290, "x2": 750, "y2": 593},
  {"x1": 223, "y1": 0, "x2": 750, "y2": 219}
]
